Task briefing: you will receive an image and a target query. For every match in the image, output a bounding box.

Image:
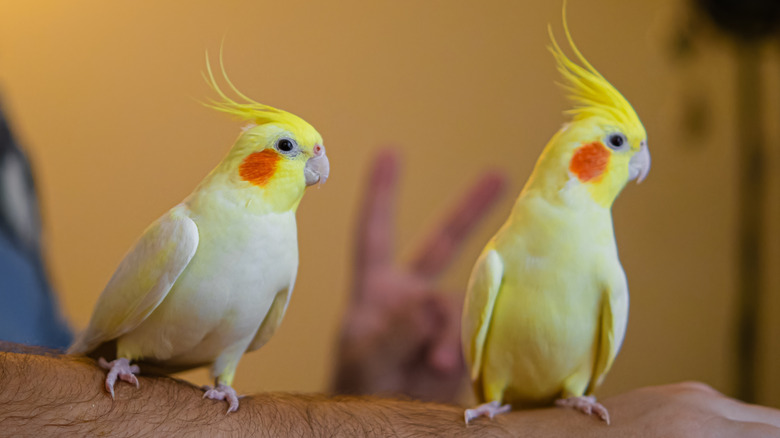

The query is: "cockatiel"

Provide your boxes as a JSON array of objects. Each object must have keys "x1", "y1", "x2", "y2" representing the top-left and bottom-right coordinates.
[
  {"x1": 461, "y1": 12, "x2": 650, "y2": 424},
  {"x1": 68, "y1": 59, "x2": 330, "y2": 413}
]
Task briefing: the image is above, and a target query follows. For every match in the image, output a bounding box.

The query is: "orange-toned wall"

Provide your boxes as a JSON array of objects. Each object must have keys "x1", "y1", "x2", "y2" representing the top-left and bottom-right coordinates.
[{"x1": 1, "y1": 0, "x2": 779, "y2": 407}]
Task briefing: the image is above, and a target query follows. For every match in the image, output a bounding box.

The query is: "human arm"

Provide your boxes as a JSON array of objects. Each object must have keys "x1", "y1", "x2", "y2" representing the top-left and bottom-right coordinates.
[
  {"x1": 2, "y1": 344, "x2": 779, "y2": 437},
  {"x1": 0, "y1": 343, "x2": 508, "y2": 437}
]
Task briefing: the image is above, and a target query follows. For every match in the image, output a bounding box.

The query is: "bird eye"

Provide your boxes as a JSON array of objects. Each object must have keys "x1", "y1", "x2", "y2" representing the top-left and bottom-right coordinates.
[
  {"x1": 606, "y1": 133, "x2": 627, "y2": 150},
  {"x1": 276, "y1": 138, "x2": 296, "y2": 153}
]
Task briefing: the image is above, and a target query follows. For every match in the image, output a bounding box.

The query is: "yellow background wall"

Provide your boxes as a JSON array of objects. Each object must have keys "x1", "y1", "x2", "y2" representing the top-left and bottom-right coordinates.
[{"x1": 1, "y1": 0, "x2": 779, "y2": 407}]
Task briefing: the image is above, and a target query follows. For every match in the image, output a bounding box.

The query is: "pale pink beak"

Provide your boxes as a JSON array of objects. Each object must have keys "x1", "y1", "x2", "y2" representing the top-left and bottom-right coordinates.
[
  {"x1": 305, "y1": 144, "x2": 330, "y2": 186},
  {"x1": 629, "y1": 141, "x2": 650, "y2": 184}
]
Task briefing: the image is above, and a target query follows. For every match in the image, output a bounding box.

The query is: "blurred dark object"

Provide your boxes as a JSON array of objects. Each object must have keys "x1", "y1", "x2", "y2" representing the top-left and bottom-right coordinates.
[
  {"x1": 696, "y1": 0, "x2": 780, "y2": 40},
  {"x1": 688, "y1": 0, "x2": 780, "y2": 404},
  {"x1": 667, "y1": 10, "x2": 711, "y2": 148},
  {"x1": 0, "y1": 97, "x2": 71, "y2": 349},
  {"x1": 731, "y1": 42, "x2": 764, "y2": 406}
]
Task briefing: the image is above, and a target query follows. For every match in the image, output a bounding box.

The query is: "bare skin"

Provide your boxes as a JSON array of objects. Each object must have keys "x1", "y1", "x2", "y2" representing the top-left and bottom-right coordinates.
[{"x1": 2, "y1": 343, "x2": 780, "y2": 437}]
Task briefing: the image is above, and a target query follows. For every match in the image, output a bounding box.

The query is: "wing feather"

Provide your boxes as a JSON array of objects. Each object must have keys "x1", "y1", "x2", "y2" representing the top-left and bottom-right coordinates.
[
  {"x1": 588, "y1": 273, "x2": 629, "y2": 392},
  {"x1": 68, "y1": 204, "x2": 198, "y2": 354},
  {"x1": 247, "y1": 285, "x2": 292, "y2": 353},
  {"x1": 462, "y1": 249, "x2": 504, "y2": 384},
  {"x1": 247, "y1": 271, "x2": 296, "y2": 353}
]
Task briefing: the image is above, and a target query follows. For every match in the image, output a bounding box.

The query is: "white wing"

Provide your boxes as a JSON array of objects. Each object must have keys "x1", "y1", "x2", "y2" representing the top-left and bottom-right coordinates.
[
  {"x1": 462, "y1": 249, "x2": 504, "y2": 383},
  {"x1": 68, "y1": 204, "x2": 198, "y2": 354}
]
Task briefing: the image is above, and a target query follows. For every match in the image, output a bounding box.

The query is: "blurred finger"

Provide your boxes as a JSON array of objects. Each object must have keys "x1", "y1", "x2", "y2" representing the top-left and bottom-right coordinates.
[
  {"x1": 354, "y1": 150, "x2": 400, "y2": 285},
  {"x1": 426, "y1": 292, "x2": 466, "y2": 375},
  {"x1": 411, "y1": 171, "x2": 507, "y2": 279}
]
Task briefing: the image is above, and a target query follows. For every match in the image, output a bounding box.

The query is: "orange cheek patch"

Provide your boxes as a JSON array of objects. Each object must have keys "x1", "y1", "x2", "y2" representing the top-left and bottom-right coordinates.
[
  {"x1": 239, "y1": 150, "x2": 279, "y2": 187},
  {"x1": 569, "y1": 141, "x2": 610, "y2": 183}
]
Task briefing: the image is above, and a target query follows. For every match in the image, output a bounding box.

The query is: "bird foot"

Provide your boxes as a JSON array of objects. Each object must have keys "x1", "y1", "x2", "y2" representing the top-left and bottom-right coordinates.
[
  {"x1": 202, "y1": 383, "x2": 240, "y2": 413},
  {"x1": 555, "y1": 395, "x2": 610, "y2": 424},
  {"x1": 464, "y1": 400, "x2": 511, "y2": 424},
  {"x1": 98, "y1": 357, "x2": 140, "y2": 399}
]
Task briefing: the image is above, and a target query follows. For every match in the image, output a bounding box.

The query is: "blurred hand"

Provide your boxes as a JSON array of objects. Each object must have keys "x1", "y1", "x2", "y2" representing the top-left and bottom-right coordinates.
[
  {"x1": 590, "y1": 382, "x2": 780, "y2": 437},
  {"x1": 332, "y1": 149, "x2": 506, "y2": 403},
  {"x1": 482, "y1": 382, "x2": 780, "y2": 437}
]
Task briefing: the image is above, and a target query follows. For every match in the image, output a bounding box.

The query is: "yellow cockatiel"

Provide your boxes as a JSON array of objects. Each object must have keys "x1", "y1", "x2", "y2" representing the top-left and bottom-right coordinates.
[
  {"x1": 461, "y1": 13, "x2": 650, "y2": 424},
  {"x1": 68, "y1": 59, "x2": 330, "y2": 413}
]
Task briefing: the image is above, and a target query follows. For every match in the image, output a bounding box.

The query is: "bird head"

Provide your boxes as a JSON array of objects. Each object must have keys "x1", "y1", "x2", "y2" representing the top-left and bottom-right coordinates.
[
  {"x1": 528, "y1": 10, "x2": 649, "y2": 209},
  {"x1": 201, "y1": 56, "x2": 329, "y2": 212}
]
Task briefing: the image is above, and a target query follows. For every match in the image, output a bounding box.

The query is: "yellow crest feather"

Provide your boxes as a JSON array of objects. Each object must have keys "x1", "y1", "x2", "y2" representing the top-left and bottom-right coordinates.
[
  {"x1": 202, "y1": 50, "x2": 309, "y2": 129},
  {"x1": 548, "y1": 4, "x2": 641, "y2": 128}
]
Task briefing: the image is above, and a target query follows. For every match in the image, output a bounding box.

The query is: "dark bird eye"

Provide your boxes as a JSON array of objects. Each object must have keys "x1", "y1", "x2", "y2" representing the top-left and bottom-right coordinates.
[
  {"x1": 277, "y1": 138, "x2": 295, "y2": 152},
  {"x1": 606, "y1": 133, "x2": 627, "y2": 150}
]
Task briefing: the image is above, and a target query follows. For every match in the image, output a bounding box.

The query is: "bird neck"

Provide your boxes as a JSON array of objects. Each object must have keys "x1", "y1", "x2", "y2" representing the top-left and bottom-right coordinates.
[
  {"x1": 507, "y1": 187, "x2": 616, "y2": 250},
  {"x1": 519, "y1": 136, "x2": 623, "y2": 210},
  {"x1": 187, "y1": 164, "x2": 304, "y2": 216}
]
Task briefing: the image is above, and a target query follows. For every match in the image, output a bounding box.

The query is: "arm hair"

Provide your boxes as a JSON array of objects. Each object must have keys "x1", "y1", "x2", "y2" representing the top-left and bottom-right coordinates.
[{"x1": 0, "y1": 342, "x2": 525, "y2": 437}]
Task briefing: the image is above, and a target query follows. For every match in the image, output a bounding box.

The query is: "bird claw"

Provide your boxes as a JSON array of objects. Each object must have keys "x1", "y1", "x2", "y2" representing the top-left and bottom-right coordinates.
[
  {"x1": 202, "y1": 383, "x2": 240, "y2": 413},
  {"x1": 464, "y1": 400, "x2": 511, "y2": 424},
  {"x1": 555, "y1": 396, "x2": 610, "y2": 424},
  {"x1": 98, "y1": 357, "x2": 140, "y2": 399}
]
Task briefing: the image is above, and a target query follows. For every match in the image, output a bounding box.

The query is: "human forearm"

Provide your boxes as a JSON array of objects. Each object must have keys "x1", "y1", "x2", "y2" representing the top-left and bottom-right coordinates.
[
  {"x1": 4, "y1": 343, "x2": 780, "y2": 438},
  {"x1": 0, "y1": 344, "x2": 519, "y2": 437},
  {"x1": 0, "y1": 347, "x2": 231, "y2": 437}
]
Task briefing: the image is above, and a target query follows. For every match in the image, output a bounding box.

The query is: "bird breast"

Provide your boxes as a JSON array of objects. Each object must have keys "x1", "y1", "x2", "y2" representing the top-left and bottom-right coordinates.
[{"x1": 118, "y1": 208, "x2": 299, "y2": 365}]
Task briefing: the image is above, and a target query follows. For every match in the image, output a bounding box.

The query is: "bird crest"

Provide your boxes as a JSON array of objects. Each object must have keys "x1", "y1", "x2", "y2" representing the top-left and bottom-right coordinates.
[
  {"x1": 202, "y1": 51, "x2": 310, "y2": 130},
  {"x1": 547, "y1": 6, "x2": 642, "y2": 130}
]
